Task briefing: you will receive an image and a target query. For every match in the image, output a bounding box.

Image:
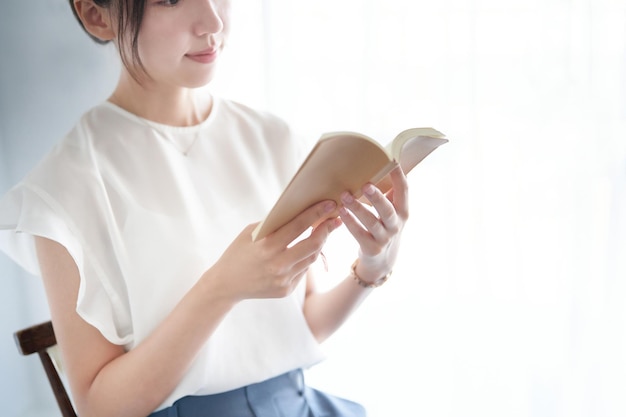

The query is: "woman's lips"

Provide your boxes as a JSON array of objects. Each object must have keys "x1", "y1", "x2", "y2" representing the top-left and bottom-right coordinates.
[{"x1": 186, "y1": 48, "x2": 219, "y2": 64}]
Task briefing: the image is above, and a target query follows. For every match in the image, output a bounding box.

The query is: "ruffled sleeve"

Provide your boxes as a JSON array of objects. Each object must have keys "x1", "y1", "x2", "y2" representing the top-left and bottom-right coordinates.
[{"x1": 0, "y1": 141, "x2": 133, "y2": 347}]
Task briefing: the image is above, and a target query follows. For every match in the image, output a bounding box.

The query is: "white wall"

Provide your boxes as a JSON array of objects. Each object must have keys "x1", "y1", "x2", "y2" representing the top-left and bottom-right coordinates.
[{"x1": 0, "y1": 1, "x2": 118, "y2": 415}]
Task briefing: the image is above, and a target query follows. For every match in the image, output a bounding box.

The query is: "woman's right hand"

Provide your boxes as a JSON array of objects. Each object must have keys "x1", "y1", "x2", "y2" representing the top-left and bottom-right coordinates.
[{"x1": 205, "y1": 200, "x2": 341, "y2": 302}]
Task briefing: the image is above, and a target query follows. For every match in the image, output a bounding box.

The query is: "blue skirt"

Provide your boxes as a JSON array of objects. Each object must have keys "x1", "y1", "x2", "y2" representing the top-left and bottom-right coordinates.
[{"x1": 148, "y1": 369, "x2": 366, "y2": 417}]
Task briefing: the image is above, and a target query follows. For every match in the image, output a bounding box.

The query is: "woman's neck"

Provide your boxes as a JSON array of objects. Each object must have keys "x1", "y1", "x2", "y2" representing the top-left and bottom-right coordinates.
[{"x1": 108, "y1": 72, "x2": 213, "y2": 127}]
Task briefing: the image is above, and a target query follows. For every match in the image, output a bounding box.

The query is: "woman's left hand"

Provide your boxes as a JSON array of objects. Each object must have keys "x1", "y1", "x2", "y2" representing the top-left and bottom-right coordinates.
[{"x1": 338, "y1": 164, "x2": 409, "y2": 283}]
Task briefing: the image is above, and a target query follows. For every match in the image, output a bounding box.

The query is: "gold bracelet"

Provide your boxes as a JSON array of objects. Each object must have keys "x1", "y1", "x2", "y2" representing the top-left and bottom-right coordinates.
[{"x1": 350, "y1": 260, "x2": 391, "y2": 289}]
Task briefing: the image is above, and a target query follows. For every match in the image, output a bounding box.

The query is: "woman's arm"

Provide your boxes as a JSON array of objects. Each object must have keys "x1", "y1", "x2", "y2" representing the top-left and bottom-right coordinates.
[
  {"x1": 37, "y1": 236, "x2": 234, "y2": 417},
  {"x1": 36, "y1": 200, "x2": 341, "y2": 417},
  {"x1": 302, "y1": 266, "x2": 373, "y2": 343},
  {"x1": 303, "y1": 165, "x2": 409, "y2": 342}
]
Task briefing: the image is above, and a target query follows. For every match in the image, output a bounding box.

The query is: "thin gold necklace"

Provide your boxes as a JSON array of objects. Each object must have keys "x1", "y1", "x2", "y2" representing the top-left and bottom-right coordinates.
[{"x1": 109, "y1": 93, "x2": 210, "y2": 156}]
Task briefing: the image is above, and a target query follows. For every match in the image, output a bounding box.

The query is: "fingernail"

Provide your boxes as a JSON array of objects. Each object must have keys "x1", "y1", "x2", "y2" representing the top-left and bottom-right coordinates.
[
  {"x1": 364, "y1": 184, "x2": 376, "y2": 195},
  {"x1": 341, "y1": 192, "x2": 354, "y2": 204},
  {"x1": 324, "y1": 201, "x2": 337, "y2": 213},
  {"x1": 330, "y1": 217, "x2": 342, "y2": 230}
]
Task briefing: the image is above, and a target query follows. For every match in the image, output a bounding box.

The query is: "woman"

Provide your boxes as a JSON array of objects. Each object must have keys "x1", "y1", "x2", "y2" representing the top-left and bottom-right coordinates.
[{"x1": 0, "y1": 0, "x2": 408, "y2": 416}]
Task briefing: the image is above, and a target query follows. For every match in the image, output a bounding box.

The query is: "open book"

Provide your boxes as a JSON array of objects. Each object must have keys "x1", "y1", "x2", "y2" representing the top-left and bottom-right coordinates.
[{"x1": 251, "y1": 127, "x2": 448, "y2": 241}]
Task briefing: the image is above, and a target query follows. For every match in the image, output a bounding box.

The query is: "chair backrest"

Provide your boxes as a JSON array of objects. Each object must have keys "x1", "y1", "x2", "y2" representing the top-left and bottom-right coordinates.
[{"x1": 14, "y1": 321, "x2": 77, "y2": 417}]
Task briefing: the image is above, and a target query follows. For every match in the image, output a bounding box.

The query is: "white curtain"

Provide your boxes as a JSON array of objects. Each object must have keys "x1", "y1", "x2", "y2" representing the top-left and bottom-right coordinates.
[{"x1": 214, "y1": 1, "x2": 626, "y2": 416}]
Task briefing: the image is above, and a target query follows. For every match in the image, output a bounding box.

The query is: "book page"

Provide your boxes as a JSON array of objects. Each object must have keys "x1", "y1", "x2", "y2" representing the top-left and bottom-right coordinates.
[
  {"x1": 370, "y1": 131, "x2": 448, "y2": 195},
  {"x1": 252, "y1": 133, "x2": 391, "y2": 241}
]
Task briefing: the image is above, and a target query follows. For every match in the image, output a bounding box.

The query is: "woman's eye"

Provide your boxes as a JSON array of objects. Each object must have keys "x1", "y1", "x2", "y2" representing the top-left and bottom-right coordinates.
[{"x1": 159, "y1": 0, "x2": 180, "y2": 6}]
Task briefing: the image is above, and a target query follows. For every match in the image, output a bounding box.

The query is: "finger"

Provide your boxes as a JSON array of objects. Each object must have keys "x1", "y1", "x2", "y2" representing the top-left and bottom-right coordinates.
[
  {"x1": 339, "y1": 204, "x2": 373, "y2": 242},
  {"x1": 268, "y1": 200, "x2": 337, "y2": 246},
  {"x1": 361, "y1": 183, "x2": 400, "y2": 234},
  {"x1": 388, "y1": 164, "x2": 409, "y2": 219},
  {"x1": 339, "y1": 205, "x2": 388, "y2": 257},
  {"x1": 341, "y1": 190, "x2": 388, "y2": 241},
  {"x1": 284, "y1": 216, "x2": 341, "y2": 265},
  {"x1": 256, "y1": 215, "x2": 339, "y2": 297}
]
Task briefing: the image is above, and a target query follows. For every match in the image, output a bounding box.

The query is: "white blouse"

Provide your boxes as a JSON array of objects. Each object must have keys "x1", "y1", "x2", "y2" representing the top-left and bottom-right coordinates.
[{"x1": 0, "y1": 97, "x2": 325, "y2": 411}]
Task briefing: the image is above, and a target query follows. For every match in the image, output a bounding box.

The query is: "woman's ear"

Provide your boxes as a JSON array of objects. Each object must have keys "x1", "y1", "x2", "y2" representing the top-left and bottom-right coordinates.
[{"x1": 73, "y1": 0, "x2": 116, "y2": 42}]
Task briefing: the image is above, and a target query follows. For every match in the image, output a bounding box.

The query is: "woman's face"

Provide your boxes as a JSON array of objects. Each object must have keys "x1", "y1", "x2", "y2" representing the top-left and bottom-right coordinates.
[{"x1": 127, "y1": 0, "x2": 232, "y2": 87}]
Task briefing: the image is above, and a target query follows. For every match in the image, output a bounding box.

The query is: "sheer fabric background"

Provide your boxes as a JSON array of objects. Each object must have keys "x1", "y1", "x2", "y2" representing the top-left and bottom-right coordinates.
[
  {"x1": 1, "y1": 1, "x2": 625, "y2": 416},
  {"x1": 215, "y1": 1, "x2": 626, "y2": 416}
]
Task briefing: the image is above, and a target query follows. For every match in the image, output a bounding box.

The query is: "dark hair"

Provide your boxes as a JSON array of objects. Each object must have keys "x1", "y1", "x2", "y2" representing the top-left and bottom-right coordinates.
[{"x1": 68, "y1": 0, "x2": 148, "y2": 79}]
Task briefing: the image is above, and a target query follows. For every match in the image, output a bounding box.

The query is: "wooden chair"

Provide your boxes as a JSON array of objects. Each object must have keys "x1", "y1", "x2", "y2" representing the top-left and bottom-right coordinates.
[{"x1": 14, "y1": 320, "x2": 77, "y2": 417}]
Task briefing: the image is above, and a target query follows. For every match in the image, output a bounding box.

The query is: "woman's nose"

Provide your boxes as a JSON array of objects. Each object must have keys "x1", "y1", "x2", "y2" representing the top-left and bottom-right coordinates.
[{"x1": 193, "y1": 0, "x2": 224, "y2": 37}]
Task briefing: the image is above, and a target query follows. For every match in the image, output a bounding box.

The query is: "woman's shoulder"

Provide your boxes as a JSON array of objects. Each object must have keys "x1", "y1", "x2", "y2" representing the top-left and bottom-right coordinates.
[
  {"x1": 18, "y1": 103, "x2": 127, "y2": 190},
  {"x1": 41, "y1": 102, "x2": 134, "y2": 153}
]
